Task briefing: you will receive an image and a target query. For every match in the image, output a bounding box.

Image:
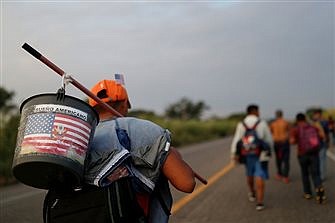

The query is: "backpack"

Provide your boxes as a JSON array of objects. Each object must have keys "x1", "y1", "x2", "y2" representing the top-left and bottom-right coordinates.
[
  {"x1": 43, "y1": 120, "x2": 148, "y2": 223},
  {"x1": 43, "y1": 178, "x2": 147, "y2": 223},
  {"x1": 298, "y1": 124, "x2": 320, "y2": 155},
  {"x1": 236, "y1": 120, "x2": 265, "y2": 163}
]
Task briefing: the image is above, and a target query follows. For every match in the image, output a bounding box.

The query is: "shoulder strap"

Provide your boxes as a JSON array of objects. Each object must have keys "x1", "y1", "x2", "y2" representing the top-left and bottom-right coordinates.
[
  {"x1": 152, "y1": 185, "x2": 171, "y2": 217},
  {"x1": 43, "y1": 190, "x2": 51, "y2": 223},
  {"x1": 115, "y1": 118, "x2": 131, "y2": 151},
  {"x1": 242, "y1": 119, "x2": 260, "y2": 131},
  {"x1": 252, "y1": 120, "x2": 261, "y2": 130},
  {"x1": 115, "y1": 119, "x2": 171, "y2": 219}
]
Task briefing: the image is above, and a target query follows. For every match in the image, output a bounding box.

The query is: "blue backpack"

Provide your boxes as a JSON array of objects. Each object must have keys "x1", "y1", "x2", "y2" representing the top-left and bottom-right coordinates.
[
  {"x1": 240, "y1": 120, "x2": 262, "y2": 155},
  {"x1": 236, "y1": 120, "x2": 270, "y2": 163}
]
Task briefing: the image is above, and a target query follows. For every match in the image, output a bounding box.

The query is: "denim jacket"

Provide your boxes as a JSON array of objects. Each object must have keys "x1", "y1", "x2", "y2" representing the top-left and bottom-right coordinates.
[{"x1": 85, "y1": 117, "x2": 172, "y2": 223}]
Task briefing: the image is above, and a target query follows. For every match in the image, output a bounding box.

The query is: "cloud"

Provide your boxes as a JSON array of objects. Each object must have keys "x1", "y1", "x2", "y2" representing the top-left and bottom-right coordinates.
[{"x1": 2, "y1": 2, "x2": 334, "y2": 119}]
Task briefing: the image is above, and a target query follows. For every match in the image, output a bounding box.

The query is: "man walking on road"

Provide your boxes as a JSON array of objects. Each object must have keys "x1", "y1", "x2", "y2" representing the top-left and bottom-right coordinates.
[
  {"x1": 290, "y1": 113, "x2": 326, "y2": 204},
  {"x1": 311, "y1": 109, "x2": 328, "y2": 182},
  {"x1": 270, "y1": 110, "x2": 291, "y2": 183},
  {"x1": 231, "y1": 104, "x2": 273, "y2": 211},
  {"x1": 86, "y1": 79, "x2": 196, "y2": 222}
]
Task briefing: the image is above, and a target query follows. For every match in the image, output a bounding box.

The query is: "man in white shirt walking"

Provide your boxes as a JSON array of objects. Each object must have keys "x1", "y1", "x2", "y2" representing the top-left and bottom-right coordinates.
[{"x1": 231, "y1": 104, "x2": 274, "y2": 211}]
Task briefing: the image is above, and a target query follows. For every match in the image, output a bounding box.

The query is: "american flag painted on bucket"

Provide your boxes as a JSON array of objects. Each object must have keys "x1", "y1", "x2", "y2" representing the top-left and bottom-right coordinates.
[{"x1": 21, "y1": 113, "x2": 91, "y2": 164}]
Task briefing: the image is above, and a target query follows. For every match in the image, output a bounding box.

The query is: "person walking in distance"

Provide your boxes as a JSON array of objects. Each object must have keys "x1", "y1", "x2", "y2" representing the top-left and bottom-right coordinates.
[
  {"x1": 311, "y1": 109, "x2": 328, "y2": 182},
  {"x1": 328, "y1": 116, "x2": 335, "y2": 146},
  {"x1": 231, "y1": 104, "x2": 273, "y2": 211},
  {"x1": 270, "y1": 110, "x2": 291, "y2": 184},
  {"x1": 86, "y1": 79, "x2": 196, "y2": 222},
  {"x1": 290, "y1": 113, "x2": 326, "y2": 204}
]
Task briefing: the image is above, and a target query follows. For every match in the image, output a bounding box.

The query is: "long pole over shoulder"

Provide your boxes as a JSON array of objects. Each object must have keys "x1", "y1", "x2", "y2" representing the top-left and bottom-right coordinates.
[
  {"x1": 22, "y1": 43, "x2": 123, "y2": 118},
  {"x1": 21, "y1": 43, "x2": 207, "y2": 185}
]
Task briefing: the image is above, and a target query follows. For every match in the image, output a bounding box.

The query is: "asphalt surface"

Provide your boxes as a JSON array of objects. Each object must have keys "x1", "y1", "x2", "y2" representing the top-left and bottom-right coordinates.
[
  {"x1": 1, "y1": 137, "x2": 335, "y2": 223},
  {"x1": 170, "y1": 138, "x2": 335, "y2": 223}
]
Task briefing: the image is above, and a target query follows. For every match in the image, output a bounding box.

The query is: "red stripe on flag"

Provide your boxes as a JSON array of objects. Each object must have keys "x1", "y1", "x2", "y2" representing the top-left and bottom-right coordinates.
[
  {"x1": 60, "y1": 133, "x2": 88, "y2": 147},
  {"x1": 22, "y1": 140, "x2": 86, "y2": 155},
  {"x1": 55, "y1": 118, "x2": 91, "y2": 135},
  {"x1": 56, "y1": 113, "x2": 92, "y2": 129},
  {"x1": 53, "y1": 121, "x2": 90, "y2": 141},
  {"x1": 23, "y1": 136, "x2": 87, "y2": 153}
]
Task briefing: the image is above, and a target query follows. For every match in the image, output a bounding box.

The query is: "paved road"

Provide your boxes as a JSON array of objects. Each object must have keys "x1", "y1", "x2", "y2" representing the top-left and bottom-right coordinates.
[
  {"x1": 170, "y1": 138, "x2": 335, "y2": 223},
  {"x1": 1, "y1": 137, "x2": 335, "y2": 223}
]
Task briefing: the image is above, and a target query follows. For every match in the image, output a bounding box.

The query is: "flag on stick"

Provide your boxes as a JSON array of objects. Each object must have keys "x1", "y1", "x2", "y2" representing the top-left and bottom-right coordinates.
[{"x1": 115, "y1": 74, "x2": 125, "y2": 85}]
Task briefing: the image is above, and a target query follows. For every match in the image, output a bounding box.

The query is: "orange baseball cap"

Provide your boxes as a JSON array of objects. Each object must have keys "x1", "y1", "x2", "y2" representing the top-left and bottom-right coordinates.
[{"x1": 89, "y1": 79, "x2": 131, "y2": 108}]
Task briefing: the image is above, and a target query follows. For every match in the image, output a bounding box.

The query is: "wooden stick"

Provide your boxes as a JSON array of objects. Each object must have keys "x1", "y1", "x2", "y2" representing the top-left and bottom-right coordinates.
[
  {"x1": 22, "y1": 42, "x2": 208, "y2": 185},
  {"x1": 22, "y1": 43, "x2": 122, "y2": 117}
]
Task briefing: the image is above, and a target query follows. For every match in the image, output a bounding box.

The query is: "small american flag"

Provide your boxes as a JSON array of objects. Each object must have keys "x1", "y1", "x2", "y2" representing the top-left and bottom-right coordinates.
[
  {"x1": 21, "y1": 113, "x2": 91, "y2": 164},
  {"x1": 115, "y1": 73, "x2": 125, "y2": 85}
]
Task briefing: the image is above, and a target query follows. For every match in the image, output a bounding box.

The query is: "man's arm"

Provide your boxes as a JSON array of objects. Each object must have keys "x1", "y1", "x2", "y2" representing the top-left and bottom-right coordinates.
[
  {"x1": 230, "y1": 123, "x2": 243, "y2": 157},
  {"x1": 315, "y1": 122, "x2": 326, "y2": 141},
  {"x1": 269, "y1": 121, "x2": 275, "y2": 134},
  {"x1": 162, "y1": 147, "x2": 196, "y2": 193},
  {"x1": 262, "y1": 121, "x2": 274, "y2": 150},
  {"x1": 289, "y1": 127, "x2": 297, "y2": 145}
]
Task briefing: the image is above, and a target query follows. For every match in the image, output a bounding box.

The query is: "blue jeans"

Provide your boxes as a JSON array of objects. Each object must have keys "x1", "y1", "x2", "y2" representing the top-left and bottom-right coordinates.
[
  {"x1": 274, "y1": 141, "x2": 290, "y2": 177},
  {"x1": 298, "y1": 153, "x2": 322, "y2": 194},
  {"x1": 319, "y1": 142, "x2": 328, "y2": 181}
]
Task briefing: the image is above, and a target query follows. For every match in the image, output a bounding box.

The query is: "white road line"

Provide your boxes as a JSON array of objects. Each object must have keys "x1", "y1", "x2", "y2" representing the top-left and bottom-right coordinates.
[
  {"x1": 327, "y1": 150, "x2": 335, "y2": 162},
  {"x1": 172, "y1": 162, "x2": 235, "y2": 214}
]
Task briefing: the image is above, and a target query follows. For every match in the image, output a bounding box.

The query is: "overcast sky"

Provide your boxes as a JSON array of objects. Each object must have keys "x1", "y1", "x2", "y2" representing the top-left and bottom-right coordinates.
[{"x1": 1, "y1": 1, "x2": 334, "y2": 119}]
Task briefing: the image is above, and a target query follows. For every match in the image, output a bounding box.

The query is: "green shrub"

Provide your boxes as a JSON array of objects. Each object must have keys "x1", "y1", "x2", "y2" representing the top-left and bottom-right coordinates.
[
  {"x1": 151, "y1": 118, "x2": 238, "y2": 147},
  {"x1": 0, "y1": 114, "x2": 20, "y2": 184}
]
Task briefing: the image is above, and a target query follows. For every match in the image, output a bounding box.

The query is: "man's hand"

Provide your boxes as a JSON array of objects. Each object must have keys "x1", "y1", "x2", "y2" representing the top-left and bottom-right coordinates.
[{"x1": 232, "y1": 155, "x2": 240, "y2": 165}]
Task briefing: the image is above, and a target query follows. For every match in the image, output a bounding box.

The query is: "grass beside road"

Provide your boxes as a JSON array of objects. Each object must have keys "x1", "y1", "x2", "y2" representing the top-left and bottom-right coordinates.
[{"x1": 157, "y1": 118, "x2": 237, "y2": 147}]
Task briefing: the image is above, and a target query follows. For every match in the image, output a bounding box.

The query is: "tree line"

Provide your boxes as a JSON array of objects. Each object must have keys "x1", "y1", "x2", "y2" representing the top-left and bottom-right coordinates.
[
  {"x1": 0, "y1": 87, "x2": 20, "y2": 184},
  {"x1": 0, "y1": 87, "x2": 233, "y2": 185},
  {"x1": 2, "y1": 86, "x2": 333, "y2": 186}
]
